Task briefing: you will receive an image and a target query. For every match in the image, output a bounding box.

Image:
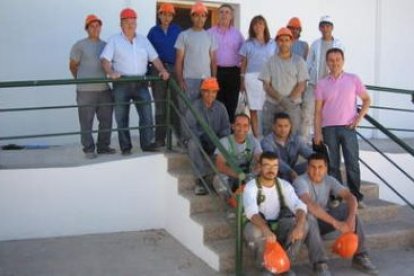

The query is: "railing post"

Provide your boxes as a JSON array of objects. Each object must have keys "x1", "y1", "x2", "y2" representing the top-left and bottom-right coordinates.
[
  {"x1": 166, "y1": 79, "x2": 172, "y2": 151},
  {"x1": 235, "y1": 180, "x2": 244, "y2": 276}
]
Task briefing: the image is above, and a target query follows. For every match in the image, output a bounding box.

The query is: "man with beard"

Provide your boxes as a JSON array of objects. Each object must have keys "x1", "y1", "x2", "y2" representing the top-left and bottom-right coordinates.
[{"x1": 243, "y1": 151, "x2": 307, "y2": 275}]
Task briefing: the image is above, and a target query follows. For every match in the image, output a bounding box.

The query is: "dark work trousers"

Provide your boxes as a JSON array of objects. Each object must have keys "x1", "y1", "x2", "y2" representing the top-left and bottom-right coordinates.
[
  {"x1": 150, "y1": 63, "x2": 180, "y2": 144},
  {"x1": 76, "y1": 90, "x2": 113, "y2": 153},
  {"x1": 216, "y1": 66, "x2": 241, "y2": 123}
]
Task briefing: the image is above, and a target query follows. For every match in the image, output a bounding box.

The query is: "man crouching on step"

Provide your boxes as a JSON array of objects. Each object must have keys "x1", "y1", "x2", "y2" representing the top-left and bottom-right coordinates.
[{"x1": 244, "y1": 151, "x2": 308, "y2": 275}]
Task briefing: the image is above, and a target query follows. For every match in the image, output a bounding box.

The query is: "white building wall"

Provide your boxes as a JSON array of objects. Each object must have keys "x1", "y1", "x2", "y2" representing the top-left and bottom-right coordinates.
[{"x1": 0, "y1": 0, "x2": 413, "y2": 144}]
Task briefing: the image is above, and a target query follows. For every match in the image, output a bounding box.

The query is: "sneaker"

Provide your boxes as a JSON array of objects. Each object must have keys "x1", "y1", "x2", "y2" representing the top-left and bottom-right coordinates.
[
  {"x1": 352, "y1": 253, "x2": 379, "y2": 275},
  {"x1": 358, "y1": 201, "x2": 367, "y2": 209},
  {"x1": 141, "y1": 143, "x2": 159, "y2": 152},
  {"x1": 313, "y1": 262, "x2": 331, "y2": 276},
  {"x1": 194, "y1": 180, "x2": 207, "y2": 196},
  {"x1": 85, "y1": 152, "x2": 97, "y2": 159},
  {"x1": 97, "y1": 147, "x2": 116, "y2": 154}
]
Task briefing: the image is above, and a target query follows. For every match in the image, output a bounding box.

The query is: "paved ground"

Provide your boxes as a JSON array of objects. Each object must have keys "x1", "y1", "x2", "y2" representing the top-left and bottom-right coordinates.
[{"x1": 0, "y1": 229, "x2": 413, "y2": 276}]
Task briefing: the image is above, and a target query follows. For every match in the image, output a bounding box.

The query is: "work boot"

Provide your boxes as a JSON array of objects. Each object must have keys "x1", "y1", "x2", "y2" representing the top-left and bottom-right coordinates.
[
  {"x1": 352, "y1": 253, "x2": 379, "y2": 275},
  {"x1": 313, "y1": 262, "x2": 331, "y2": 276}
]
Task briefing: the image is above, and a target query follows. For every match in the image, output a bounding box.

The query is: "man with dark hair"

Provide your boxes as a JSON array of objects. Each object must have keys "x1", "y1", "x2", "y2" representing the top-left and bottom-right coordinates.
[
  {"x1": 69, "y1": 14, "x2": 115, "y2": 159},
  {"x1": 293, "y1": 153, "x2": 378, "y2": 276},
  {"x1": 185, "y1": 78, "x2": 230, "y2": 195},
  {"x1": 314, "y1": 47, "x2": 371, "y2": 208},
  {"x1": 244, "y1": 151, "x2": 308, "y2": 275},
  {"x1": 213, "y1": 113, "x2": 262, "y2": 202},
  {"x1": 261, "y1": 112, "x2": 313, "y2": 182}
]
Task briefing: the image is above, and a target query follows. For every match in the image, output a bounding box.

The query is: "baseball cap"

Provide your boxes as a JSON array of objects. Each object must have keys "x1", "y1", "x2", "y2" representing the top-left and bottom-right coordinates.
[
  {"x1": 85, "y1": 14, "x2": 102, "y2": 29},
  {"x1": 120, "y1": 8, "x2": 137, "y2": 20},
  {"x1": 319, "y1": 15, "x2": 334, "y2": 26}
]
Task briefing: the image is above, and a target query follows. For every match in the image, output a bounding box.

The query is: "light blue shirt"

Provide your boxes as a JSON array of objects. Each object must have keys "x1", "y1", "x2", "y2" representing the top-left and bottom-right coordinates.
[
  {"x1": 239, "y1": 39, "x2": 277, "y2": 73},
  {"x1": 100, "y1": 32, "x2": 158, "y2": 76}
]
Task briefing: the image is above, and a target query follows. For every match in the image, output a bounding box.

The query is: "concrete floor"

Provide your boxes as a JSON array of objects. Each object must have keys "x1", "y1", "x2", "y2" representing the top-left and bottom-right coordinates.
[{"x1": 0, "y1": 229, "x2": 413, "y2": 276}]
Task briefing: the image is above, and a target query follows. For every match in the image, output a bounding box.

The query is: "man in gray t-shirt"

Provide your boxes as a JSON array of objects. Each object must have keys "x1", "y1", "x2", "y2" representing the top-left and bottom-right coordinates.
[
  {"x1": 259, "y1": 27, "x2": 308, "y2": 136},
  {"x1": 292, "y1": 153, "x2": 378, "y2": 276},
  {"x1": 174, "y1": 2, "x2": 217, "y2": 102},
  {"x1": 69, "y1": 14, "x2": 114, "y2": 158}
]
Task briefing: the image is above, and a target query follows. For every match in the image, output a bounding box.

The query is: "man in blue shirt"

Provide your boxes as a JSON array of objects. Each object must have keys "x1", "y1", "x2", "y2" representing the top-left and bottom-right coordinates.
[
  {"x1": 148, "y1": 3, "x2": 182, "y2": 146},
  {"x1": 261, "y1": 112, "x2": 313, "y2": 182}
]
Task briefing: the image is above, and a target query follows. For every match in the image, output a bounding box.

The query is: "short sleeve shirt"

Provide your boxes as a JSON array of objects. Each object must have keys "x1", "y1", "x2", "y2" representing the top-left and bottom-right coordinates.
[
  {"x1": 315, "y1": 72, "x2": 366, "y2": 127},
  {"x1": 70, "y1": 38, "x2": 109, "y2": 92},
  {"x1": 239, "y1": 39, "x2": 277, "y2": 73},
  {"x1": 175, "y1": 28, "x2": 218, "y2": 79},
  {"x1": 258, "y1": 53, "x2": 309, "y2": 104},
  {"x1": 293, "y1": 174, "x2": 345, "y2": 210},
  {"x1": 100, "y1": 32, "x2": 158, "y2": 76}
]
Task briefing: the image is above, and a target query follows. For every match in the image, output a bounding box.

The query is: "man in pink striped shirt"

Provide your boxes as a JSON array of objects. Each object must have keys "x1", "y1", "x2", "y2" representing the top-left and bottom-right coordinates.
[{"x1": 314, "y1": 47, "x2": 371, "y2": 208}]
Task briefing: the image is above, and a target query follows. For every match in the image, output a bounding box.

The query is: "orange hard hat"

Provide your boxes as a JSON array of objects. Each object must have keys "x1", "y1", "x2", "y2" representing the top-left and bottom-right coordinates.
[
  {"x1": 191, "y1": 1, "x2": 208, "y2": 15},
  {"x1": 227, "y1": 184, "x2": 245, "y2": 208},
  {"x1": 201, "y1": 77, "x2": 219, "y2": 91},
  {"x1": 158, "y1": 3, "x2": 175, "y2": 15},
  {"x1": 287, "y1": 17, "x2": 302, "y2": 29},
  {"x1": 263, "y1": 240, "x2": 291, "y2": 274},
  {"x1": 84, "y1": 14, "x2": 102, "y2": 29},
  {"x1": 276, "y1": 27, "x2": 293, "y2": 40},
  {"x1": 120, "y1": 8, "x2": 137, "y2": 20},
  {"x1": 332, "y1": 232, "x2": 359, "y2": 259}
]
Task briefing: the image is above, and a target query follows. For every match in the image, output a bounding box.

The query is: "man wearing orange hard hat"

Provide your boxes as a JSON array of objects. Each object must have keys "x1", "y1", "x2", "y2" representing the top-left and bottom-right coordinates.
[
  {"x1": 69, "y1": 14, "x2": 115, "y2": 159},
  {"x1": 148, "y1": 3, "x2": 182, "y2": 147},
  {"x1": 184, "y1": 77, "x2": 230, "y2": 195},
  {"x1": 175, "y1": 1, "x2": 217, "y2": 102},
  {"x1": 293, "y1": 153, "x2": 378, "y2": 275},
  {"x1": 286, "y1": 17, "x2": 309, "y2": 60},
  {"x1": 101, "y1": 8, "x2": 170, "y2": 154},
  {"x1": 259, "y1": 27, "x2": 308, "y2": 137}
]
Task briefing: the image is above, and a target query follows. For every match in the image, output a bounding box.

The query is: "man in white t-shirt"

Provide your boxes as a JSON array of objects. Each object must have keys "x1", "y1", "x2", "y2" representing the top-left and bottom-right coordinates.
[{"x1": 243, "y1": 151, "x2": 307, "y2": 274}]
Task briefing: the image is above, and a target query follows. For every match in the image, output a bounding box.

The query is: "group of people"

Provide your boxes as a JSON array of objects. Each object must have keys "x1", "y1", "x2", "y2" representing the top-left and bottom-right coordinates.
[{"x1": 69, "y1": 2, "x2": 375, "y2": 275}]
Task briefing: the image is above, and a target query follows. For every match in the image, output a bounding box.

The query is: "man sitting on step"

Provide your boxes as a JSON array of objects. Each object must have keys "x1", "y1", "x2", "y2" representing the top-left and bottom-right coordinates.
[
  {"x1": 244, "y1": 151, "x2": 308, "y2": 275},
  {"x1": 292, "y1": 152, "x2": 378, "y2": 276},
  {"x1": 184, "y1": 77, "x2": 231, "y2": 196},
  {"x1": 213, "y1": 113, "x2": 262, "y2": 204}
]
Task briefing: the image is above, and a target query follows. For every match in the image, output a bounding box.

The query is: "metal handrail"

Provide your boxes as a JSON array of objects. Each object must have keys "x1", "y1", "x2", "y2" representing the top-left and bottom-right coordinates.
[{"x1": 366, "y1": 85, "x2": 414, "y2": 95}]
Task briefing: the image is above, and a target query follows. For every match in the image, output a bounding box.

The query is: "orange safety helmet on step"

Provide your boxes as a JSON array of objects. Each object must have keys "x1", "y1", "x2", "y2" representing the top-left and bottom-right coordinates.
[
  {"x1": 263, "y1": 240, "x2": 291, "y2": 274},
  {"x1": 332, "y1": 232, "x2": 359, "y2": 258}
]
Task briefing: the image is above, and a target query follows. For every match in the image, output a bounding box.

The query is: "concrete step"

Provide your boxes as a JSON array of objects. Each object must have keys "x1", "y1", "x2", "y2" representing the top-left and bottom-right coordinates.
[
  {"x1": 179, "y1": 190, "x2": 224, "y2": 214},
  {"x1": 207, "y1": 206, "x2": 414, "y2": 273},
  {"x1": 358, "y1": 198, "x2": 399, "y2": 222},
  {"x1": 165, "y1": 152, "x2": 191, "y2": 171},
  {"x1": 191, "y1": 212, "x2": 234, "y2": 242},
  {"x1": 360, "y1": 181, "x2": 379, "y2": 200},
  {"x1": 189, "y1": 198, "x2": 399, "y2": 246}
]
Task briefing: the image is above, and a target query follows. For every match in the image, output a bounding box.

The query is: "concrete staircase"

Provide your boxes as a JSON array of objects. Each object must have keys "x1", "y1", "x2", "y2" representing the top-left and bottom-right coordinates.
[{"x1": 165, "y1": 152, "x2": 414, "y2": 273}]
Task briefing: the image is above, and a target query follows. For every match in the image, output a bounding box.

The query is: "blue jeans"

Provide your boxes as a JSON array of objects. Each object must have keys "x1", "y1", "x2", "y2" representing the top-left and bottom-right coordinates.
[
  {"x1": 322, "y1": 126, "x2": 363, "y2": 201},
  {"x1": 113, "y1": 82, "x2": 154, "y2": 151}
]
